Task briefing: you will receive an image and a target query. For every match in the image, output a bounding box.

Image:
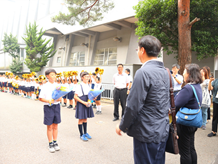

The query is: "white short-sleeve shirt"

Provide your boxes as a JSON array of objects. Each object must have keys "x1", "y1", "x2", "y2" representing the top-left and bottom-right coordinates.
[
  {"x1": 94, "y1": 83, "x2": 102, "y2": 90},
  {"x1": 75, "y1": 82, "x2": 91, "y2": 97},
  {"x1": 113, "y1": 72, "x2": 130, "y2": 89},
  {"x1": 39, "y1": 82, "x2": 59, "y2": 105},
  {"x1": 173, "y1": 74, "x2": 183, "y2": 91}
]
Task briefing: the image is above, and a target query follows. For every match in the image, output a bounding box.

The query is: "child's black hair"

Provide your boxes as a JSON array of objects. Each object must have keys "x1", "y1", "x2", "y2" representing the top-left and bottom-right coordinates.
[
  {"x1": 45, "y1": 69, "x2": 57, "y2": 76},
  {"x1": 96, "y1": 77, "x2": 100, "y2": 81}
]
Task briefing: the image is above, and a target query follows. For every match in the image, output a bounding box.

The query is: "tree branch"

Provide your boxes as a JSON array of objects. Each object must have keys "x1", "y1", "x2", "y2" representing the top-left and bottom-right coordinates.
[
  {"x1": 77, "y1": 0, "x2": 99, "y2": 15},
  {"x1": 189, "y1": 17, "x2": 200, "y2": 26}
]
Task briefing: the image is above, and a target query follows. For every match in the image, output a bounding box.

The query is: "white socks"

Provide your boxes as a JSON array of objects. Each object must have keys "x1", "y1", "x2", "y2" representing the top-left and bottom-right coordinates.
[{"x1": 97, "y1": 105, "x2": 101, "y2": 112}]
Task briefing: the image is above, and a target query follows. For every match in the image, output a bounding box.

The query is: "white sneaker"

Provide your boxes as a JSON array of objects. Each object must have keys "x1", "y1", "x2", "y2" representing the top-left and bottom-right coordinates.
[
  {"x1": 53, "y1": 143, "x2": 60, "y2": 151},
  {"x1": 48, "y1": 144, "x2": 55, "y2": 153}
]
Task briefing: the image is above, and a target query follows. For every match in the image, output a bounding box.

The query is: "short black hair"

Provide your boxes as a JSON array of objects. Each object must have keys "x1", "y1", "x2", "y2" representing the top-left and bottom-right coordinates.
[
  {"x1": 117, "y1": 63, "x2": 123, "y2": 67},
  {"x1": 96, "y1": 77, "x2": 100, "y2": 81},
  {"x1": 45, "y1": 69, "x2": 57, "y2": 76},
  {"x1": 185, "y1": 64, "x2": 203, "y2": 84},
  {"x1": 92, "y1": 73, "x2": 96, "y2": 76},
  {"x1": 125, "y1": 68, "x2": 130, "y2": 74},
  {"x1": 138, "y1": 35, "x2": 161, "y2": 57}
]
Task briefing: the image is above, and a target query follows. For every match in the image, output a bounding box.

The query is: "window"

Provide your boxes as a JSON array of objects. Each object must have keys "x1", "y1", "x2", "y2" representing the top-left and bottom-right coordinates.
[
  {"x1": 94, "y1": 47, "x2": 117, "y2": 65},
  {"x1": 69, "y1": 52, "x2": 85, "y2": 66},
  {"x1": 20, "y1": 48, "x2": 24, "y2": 61},
  {"x1": 57, "y1": 57, "x2": 61, "y2": 63}
]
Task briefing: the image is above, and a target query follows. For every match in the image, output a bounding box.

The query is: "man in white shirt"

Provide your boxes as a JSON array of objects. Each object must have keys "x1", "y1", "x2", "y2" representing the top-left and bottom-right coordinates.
[
  {"x1": 172, "y1": 64, "x2": 183, "y2": 97},
  {"x1": 112, "y1": 64, "x2": 130, "y2": 121}
]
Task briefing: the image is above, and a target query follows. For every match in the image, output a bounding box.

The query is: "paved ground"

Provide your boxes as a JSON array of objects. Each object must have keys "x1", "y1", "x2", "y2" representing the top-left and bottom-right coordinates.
[{"x1": 0, "y1": 92, "x2": 218, "y2": 164}]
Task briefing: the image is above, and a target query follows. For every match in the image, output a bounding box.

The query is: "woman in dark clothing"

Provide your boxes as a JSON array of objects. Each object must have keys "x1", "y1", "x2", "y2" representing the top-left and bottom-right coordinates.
[
  {"x1": 174, "y1": 63, "x2": 203, "y2": 164},
  {"x1": 208, "y1": 75, "x2": 218, "y2": 137}
]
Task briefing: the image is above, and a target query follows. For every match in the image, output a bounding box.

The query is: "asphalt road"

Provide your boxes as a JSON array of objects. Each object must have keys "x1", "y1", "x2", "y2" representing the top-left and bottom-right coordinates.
[{"x1": 0, "y1": 92, "x2": 218, "y2": 164}]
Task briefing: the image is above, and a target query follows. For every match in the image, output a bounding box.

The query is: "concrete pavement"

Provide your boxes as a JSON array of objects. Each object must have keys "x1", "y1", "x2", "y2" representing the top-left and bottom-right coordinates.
[{"x1": 0, "y1": 92, "x2": 218, "y2": 164}]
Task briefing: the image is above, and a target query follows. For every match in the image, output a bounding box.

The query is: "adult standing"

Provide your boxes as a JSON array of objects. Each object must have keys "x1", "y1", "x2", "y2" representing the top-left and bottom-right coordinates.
[
  {"x1": 208, "y1": 76, "x2": 218, "y2": 137},
  {"x1": 116, "y1": 35, "x2": 170, "y2": 164},
  {"x1": 200, "y1": 67, "x2": 211, "y2": 130},
  {"x1": 125, "y1": 68, "x2": 133, "y2": 95},
  {"x1": 112, "y1": 64, "x2": 129, "y2": 121},
  {"x1": 172, "y1": 64, "x2": 183, "y2": 97},
  {"x1": 205, "y1": 66, "x2": 211, "y2": 121},
  {"x1": 175, "y1": 64, "x2": 203, "y2": 164}
]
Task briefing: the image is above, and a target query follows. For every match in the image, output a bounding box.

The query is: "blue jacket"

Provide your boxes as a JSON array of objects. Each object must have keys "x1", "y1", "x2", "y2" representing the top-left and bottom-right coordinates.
[{"x1": 119, "y1": 60, "x2": 170, "y2": 143}]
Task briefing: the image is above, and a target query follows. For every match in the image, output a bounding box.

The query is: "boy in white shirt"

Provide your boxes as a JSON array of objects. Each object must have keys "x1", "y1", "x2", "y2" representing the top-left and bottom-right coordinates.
[{"x1": 39, "y1": 69, "x2": 62, "y2": 153}]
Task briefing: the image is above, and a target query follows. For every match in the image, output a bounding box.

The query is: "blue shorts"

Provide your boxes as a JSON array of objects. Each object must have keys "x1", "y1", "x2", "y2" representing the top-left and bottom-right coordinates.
[
  {"x1": 44, "y1": 104, "x2": 61, "y2": 125},
  {"x1": 30, "y1": 86, "x2": 35, "y2": 92},
  {"x1": 67, "y1": 91, "x2": 75, "y2": 100},
  {"x1": 63, "y1": 95, "x2": 67, "y2": 99},
  {"x1": 38, "y1": 89, "x2": 41, "y2": 95}
]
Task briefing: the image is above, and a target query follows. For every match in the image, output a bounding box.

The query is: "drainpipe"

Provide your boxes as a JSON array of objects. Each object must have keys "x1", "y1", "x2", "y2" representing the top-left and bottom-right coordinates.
[{"x1": 88, "y1": 35, "x2": 91, "y2": 65}]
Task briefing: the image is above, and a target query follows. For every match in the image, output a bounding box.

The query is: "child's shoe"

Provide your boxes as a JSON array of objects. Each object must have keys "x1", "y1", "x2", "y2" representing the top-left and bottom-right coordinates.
[
  {"x1": 67, "y1": 105, "x2": 73, "y2": 109},
  {"x1": 84, "y1": 133, "x2": 92, "y2": 139},
  {"x1": 53, "y1": 142, "x2": 60, "y2": 151},
  {"x1": 48, "y1": 144, "x2": 55, "y2": 153},
  {"x1": 80, "y1": 134, "x2": 88, "y2": 141}
]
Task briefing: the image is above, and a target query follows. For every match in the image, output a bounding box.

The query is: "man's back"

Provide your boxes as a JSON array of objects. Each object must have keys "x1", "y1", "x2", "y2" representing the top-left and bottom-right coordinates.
[{"x1": 120, "y1": 60, "x2": 170, "y2": 143}]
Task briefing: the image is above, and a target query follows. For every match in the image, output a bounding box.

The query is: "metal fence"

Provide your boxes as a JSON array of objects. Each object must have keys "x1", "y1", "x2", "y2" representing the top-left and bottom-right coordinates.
[{"x1": 101, "y1": 83, "x2": 114, "y2": 100}]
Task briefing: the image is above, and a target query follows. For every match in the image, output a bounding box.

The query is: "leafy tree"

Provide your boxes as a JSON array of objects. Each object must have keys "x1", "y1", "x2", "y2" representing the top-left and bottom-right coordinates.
[
  {"x1": 134, "y1": 0, "x2": 218, "y2": 72},
  {"x1": 22, "y1": 22, "x2": 57, "y2": 72},
  {"x1": 9, "y1": 59, "x2": 23, "y2": 74},
  {"x1": 2, "y1": 33, "x2": 23, "y2": 74},
  {"x1": 51, "y1": 0, "x2": 114, "y2": 26}
]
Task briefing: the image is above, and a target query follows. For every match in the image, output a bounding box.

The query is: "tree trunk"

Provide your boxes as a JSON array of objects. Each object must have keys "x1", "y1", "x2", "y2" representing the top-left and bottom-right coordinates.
[{"x1": 178, "y1": 0, "x2": 191, "y2": 74}]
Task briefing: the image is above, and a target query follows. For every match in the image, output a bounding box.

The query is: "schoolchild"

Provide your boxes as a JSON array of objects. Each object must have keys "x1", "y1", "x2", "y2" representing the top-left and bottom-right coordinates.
[
  {"x1": 74, "y1": 71, "x2": 94, "y2": 141},
  {"x1": 39, "y1": 69, "x2": 62, "y2": 153}
]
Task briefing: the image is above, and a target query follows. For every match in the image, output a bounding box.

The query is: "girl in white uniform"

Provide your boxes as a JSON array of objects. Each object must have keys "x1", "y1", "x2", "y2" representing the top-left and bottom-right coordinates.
[{"x1": 74, "y1": 72, "x2": 94, "y2": 141}]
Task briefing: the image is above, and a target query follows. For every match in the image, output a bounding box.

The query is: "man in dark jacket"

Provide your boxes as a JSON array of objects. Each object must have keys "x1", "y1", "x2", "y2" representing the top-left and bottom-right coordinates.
[{"x1": 116, "y1": 35, "x2": 170, "y2": 164}]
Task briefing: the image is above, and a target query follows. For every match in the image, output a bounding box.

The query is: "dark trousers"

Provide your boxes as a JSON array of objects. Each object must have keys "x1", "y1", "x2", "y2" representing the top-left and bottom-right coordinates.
[
  {"x1": 212, "y1": 102, "x2": 218, "y2": 132},
  {"x1": 177, "y1": 124, "x2": 197, "y2": 164},
  {"x1": 207, "y1": 107, "x2": 211, "y2": 120},
  {"x1": 113, "y1": 88, "x2": 127, "y2": 118},
  {"x1": 133, "y1": 138, "x2": 167, "y2": 164}
]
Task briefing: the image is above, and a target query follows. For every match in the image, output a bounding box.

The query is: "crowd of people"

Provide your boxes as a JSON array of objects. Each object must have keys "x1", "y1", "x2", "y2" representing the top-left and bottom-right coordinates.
[
  {"x1": 0, "y1": 35, "x2": 217, "y2": 163},
  {"x1": 0, "y1": 71, "x2": 103, "y2": 111},
  {"x1": 115, "y1": 35, "x2": 216, "y2": 164}
]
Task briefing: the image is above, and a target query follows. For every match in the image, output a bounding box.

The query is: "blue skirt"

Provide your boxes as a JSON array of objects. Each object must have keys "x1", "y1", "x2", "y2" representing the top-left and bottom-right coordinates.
[
  {"x1": 75, "y1": 95, "x2": 94, "y2": 119},
  {"x1": 96, "y1": 94, "x2": 101, "y2": 101}
]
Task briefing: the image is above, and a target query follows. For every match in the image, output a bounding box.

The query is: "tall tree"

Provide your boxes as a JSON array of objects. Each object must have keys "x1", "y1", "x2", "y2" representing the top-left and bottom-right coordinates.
[
  {"x1": 134, "y1": 0, "x2": 218, "y2": 73},
  {"x1": 2, "y1": 33, "x2": 23, "y2": 74},
  {"x1": 178, "y1": 0, "x2": 200, "y2": 72},
  {"x1": 51, "y1": 0, "x2": 114, "y2": 26},
  {"x1": 22, "y1": 22, "x2": 57, "y2": 72}
]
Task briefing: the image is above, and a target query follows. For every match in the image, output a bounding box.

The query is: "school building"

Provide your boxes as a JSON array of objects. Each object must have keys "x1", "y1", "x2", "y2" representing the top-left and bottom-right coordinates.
[{"x1": 0, "y1": 0, "x2": 217, "y2": 88}]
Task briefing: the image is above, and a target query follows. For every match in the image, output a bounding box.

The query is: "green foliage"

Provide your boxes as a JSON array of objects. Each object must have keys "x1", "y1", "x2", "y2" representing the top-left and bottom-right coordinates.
[
  {"x1": 22, "y1": 22, "x2": 57, "y2": 72},
  {"x1": 51, "y1": 0, "x2": 114, "y2": 26},
  {"x1": 2, "y1": 33, "x2": 23, "y2": 74},
  {"x1": 9, "y1": 59, "x2": 23, "y2": 74},
  {"x1": 134, "y1": 0, "x2": 218, "y2": 60},
  {"x1": 2, "y1": 33, "x2": 20, "y2": 58}
]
